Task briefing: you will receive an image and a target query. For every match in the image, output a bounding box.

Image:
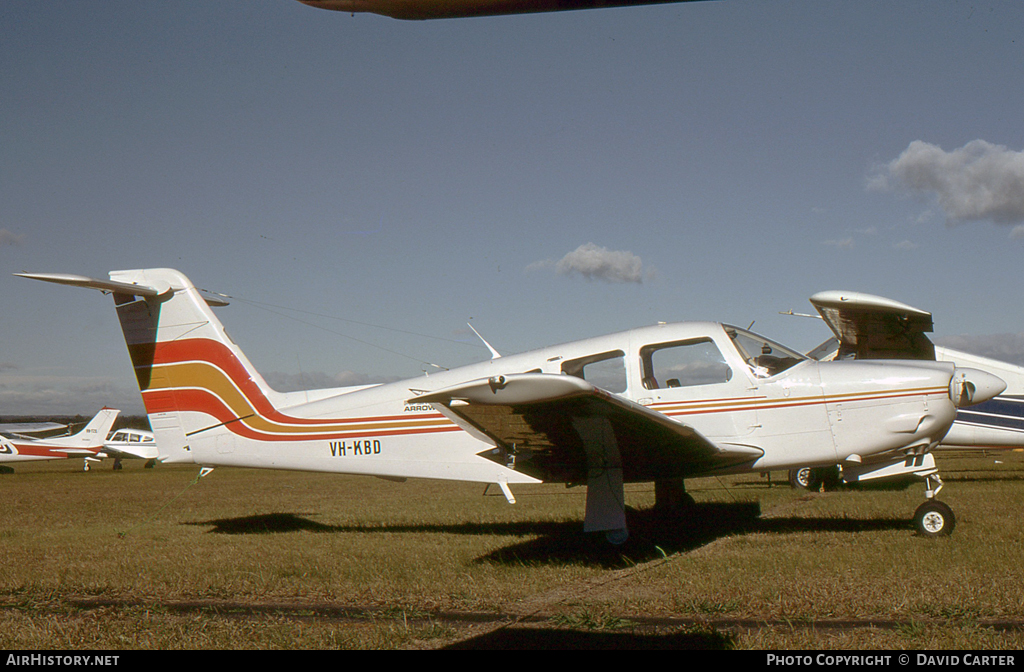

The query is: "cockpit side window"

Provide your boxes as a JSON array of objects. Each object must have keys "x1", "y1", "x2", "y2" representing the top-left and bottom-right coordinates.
[
  {"x1": 561, "y1": 350, "x2": 627, "y2": 393},
  {"x1": 725, "y1": 326, "x2": 807, "y2": 378},
  {"x1": 640, "y1": 339, "x2": 732, "y2": 390}
]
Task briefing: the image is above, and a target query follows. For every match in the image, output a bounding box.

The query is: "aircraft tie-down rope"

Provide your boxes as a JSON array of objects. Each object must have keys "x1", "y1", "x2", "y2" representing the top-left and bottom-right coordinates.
[{"x1": 116, "y1": 466, "x2": 214, "y2": 539}]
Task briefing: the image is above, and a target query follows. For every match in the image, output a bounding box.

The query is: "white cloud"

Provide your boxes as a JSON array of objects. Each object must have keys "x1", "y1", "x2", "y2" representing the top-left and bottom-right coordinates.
[
  {"x1": 0, "y1": 229, "x2": 25, "y2": 246},
  {"x1": 894, "y1": 240, "x2": 919, "y2": 250},
  {"x1": 0, "y1": 375, "x2": 144, "y2": 415},
  {"x1": 540, "y1": 243, "x2": 647, "y2": 284},
  {"x1": 822, "y1": 237, "x2": 855, "y2": 249},
  {"x1": 870, "y1": 140, "x2": 1024, "y2": 226}
]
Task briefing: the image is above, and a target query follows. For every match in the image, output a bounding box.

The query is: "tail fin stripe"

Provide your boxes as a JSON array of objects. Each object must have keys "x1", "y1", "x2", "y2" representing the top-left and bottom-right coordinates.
[
  {"x1": 148, "y1": 386, "x2": 455, "y2": 440},
  {"x1": 137, "y1": 338, "x2": 446, "y2": 423},
  {"x1": 136, "y1": 338, "x2": 456, "y2": 439},
  {"x1": 155, "y1": 388, "x2": 459, "y2": 441}
]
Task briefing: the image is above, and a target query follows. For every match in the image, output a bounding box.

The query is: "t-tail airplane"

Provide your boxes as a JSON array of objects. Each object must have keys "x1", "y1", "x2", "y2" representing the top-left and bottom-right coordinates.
[
  {"x1": 18, "y1": 269, "x2": 1005, "y2": 542},
  {"x1": 0, "y1": 408, "x2": 120, "y2": 470},
  {"x1": 296, "y1": 0, "x2": 709, "y2": 20}
]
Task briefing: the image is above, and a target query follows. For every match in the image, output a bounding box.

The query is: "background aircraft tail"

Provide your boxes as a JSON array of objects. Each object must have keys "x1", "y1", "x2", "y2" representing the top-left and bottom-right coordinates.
[{"x1": 46, "y1": 408, "x2": 119, "y2": 448}]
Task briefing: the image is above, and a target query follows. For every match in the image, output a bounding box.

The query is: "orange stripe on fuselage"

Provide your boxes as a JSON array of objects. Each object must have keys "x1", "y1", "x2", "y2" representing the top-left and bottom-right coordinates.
[
  {"x1": 651, "y1": 386, "x2": 948, "y2": 418},
  {"x1": 135, "y1": 338, "x2": 456, "y2": 441}
]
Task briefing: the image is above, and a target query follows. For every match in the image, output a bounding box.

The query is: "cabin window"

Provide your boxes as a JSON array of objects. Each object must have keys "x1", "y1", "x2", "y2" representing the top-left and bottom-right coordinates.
[
  {"x1": 640, "y1": 339, "x2": 732, "y2": 389},
  {"x1": 725, "y1": 326, "x2": 806, "y2": 378},
  {"x1": 561, "y1": 350, "x2": 627, "y2": 394}
]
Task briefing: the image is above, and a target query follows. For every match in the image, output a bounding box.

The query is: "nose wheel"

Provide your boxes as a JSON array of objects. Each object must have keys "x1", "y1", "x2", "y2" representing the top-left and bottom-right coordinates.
[{"x1": 913, "y1": 500, "x2": 955, "y2": 537}]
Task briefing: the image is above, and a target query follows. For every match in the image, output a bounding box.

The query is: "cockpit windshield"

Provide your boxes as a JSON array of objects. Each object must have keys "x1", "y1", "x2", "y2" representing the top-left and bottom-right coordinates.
[{"x1": 724, "y1": 325, "x2": 808, "y2": 378}]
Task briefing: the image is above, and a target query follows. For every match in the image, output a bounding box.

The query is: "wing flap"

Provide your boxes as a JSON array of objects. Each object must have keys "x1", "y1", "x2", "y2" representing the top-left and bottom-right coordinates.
[{"x1": 414, "y1": 373, "x2": 761, "y2": 483}]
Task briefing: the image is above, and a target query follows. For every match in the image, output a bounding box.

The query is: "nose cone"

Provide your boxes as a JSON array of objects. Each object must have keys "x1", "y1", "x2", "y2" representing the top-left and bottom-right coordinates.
[{"x1": 950, "y1": 368, "x2": 1007, "y2": 407}]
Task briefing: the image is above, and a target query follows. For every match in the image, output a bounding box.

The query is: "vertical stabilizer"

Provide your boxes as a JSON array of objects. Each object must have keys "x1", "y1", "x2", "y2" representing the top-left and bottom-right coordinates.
[
  {"x1": 47, "y1": 408, "x2": 120, "y2": 449},
  {"x1": 104, "y1": 269, "x2": 279, "y2": 463}
]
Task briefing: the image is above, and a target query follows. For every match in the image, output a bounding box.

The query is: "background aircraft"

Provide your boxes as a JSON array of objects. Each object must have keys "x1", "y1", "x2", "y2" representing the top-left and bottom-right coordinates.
[
  {"x1": 19, "y1": 269, "x2": 1003, "y2": 541},
  {"x1": 0, "y1": 422, "x2": 67, "y2": 436},
  {"x1": 790, "y1": 291, "x2": 1024, "y2": 496},
  {"x1": 0, "y1": 408, "x2": 120, "y2": 470},
  {"x1": 296, "y1": 0, "x2": 709, "y2": 20},
  {"x1": 91, "y1": 428, "x2": 159, "y2": 471}
]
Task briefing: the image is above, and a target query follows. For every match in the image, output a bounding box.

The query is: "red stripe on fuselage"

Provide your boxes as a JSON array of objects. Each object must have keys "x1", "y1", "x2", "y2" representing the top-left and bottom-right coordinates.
[{"x1": 138, "y1": 338, "x2": 446, "y2": 426}]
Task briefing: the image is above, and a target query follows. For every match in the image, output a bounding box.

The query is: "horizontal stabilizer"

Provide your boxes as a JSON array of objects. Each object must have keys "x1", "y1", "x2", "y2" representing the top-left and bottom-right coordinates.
[
  {"x1": 15, "y1": 272, "x2": 229, "y2": 306},
  {"x1": 15, "y1": 272, "x2": 165, "y2": 297}
]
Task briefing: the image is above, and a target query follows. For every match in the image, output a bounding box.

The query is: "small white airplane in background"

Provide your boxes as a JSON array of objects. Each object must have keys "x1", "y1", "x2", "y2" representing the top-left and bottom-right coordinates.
[
  {"x1": 296, "y1": 0, "x2": 706, "y2": 20},
  {"x1": 18, "y1": 269, "x2": 1004, "y2": 542},
  {"x1": 88, "y1": 428, "x2": 159, "y2": 471},
  {"x1": 790, "y1": 291, "x2": 1024, "y2": 511},
  {"x1": 0, "y1": 408, "x2": 120, "y2": 470}
]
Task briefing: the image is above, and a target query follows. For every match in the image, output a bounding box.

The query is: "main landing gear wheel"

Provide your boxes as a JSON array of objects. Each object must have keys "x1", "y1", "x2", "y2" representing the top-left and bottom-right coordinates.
[
  {"x1": 913, "y1": 500, "x2": 955, "y2": 537},
  {"x1": 789, "y1": 467, "x2": 813, "y2": 490},
  {"x1": 788, "y1": 466, "x2": 840, "y2": 491}
]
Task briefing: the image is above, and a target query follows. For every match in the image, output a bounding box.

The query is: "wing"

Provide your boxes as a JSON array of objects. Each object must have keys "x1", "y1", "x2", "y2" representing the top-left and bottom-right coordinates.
[
  {"x1": 414, "y1": 373, "x2": 762, "y2": 483},
  {"x1": 809, "y1": 290, "x2": 935, "y2": 361},
  {"x1": 0, "y1": 422, "x2": 67, "y2": 435}
]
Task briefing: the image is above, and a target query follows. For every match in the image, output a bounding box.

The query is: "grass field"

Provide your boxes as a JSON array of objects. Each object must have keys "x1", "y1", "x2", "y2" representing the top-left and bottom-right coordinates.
[{"x1": 2, "y1": 450, "x2": 1024, "y2": 649}]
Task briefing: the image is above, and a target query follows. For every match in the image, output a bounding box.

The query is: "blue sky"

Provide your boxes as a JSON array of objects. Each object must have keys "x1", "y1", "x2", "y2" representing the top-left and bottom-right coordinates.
[{"x1": 2, "y1": 0, "x2": 1024, "y2": 414}]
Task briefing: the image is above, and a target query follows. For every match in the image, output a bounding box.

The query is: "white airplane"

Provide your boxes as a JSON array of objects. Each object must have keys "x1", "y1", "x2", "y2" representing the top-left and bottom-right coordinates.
[
  {"x1": 0, "y1": 408, "x2": 120, "y2": 470},
  {"x1": 791, "y1": 291, "x2": 1024, "y2": 498},
  {"x1": 17, "y1": 269, "x2": 1005, "y2": 542},
  {"x1": 86, "y1": 428, "x2": 159, "y2": 471},
  {"x1": 296, "y1": 0, "x2": 707, "y2": 20}
]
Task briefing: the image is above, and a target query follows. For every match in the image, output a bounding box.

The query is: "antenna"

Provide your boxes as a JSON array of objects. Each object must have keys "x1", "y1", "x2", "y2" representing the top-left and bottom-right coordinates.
[
  {"x1": 467, "y1": 323, "x2": 501, "y2": 359},
  {"x1": 779, "y1": 310, "x2": 824, "y2": 320}
]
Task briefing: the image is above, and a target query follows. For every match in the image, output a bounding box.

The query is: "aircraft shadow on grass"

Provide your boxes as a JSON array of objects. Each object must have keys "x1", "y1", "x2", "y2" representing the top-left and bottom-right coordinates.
[{"x1": 186, "y1": 503, "x2": 910, "y2": 568}]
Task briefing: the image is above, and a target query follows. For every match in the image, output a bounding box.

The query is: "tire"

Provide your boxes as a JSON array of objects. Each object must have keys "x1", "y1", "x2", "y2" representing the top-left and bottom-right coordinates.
[
  {"x1": 789, "y1": 466, "x2": 838, "y2": 491},
  {"x1": 914, "y1": 500, "x2": 956, "y2": 537},
  {"x1": 789, "y1": 467, "x2": 814, "y2": 490}
]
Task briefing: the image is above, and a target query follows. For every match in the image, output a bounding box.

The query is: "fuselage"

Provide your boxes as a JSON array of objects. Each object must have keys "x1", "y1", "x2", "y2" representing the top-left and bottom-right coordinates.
[
  {"x1": 0, "y1": 435, "x2": 86, "y2": 463},
  {"x1": 161, "y1": 320, "x2": 958, "y2": 484}
]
